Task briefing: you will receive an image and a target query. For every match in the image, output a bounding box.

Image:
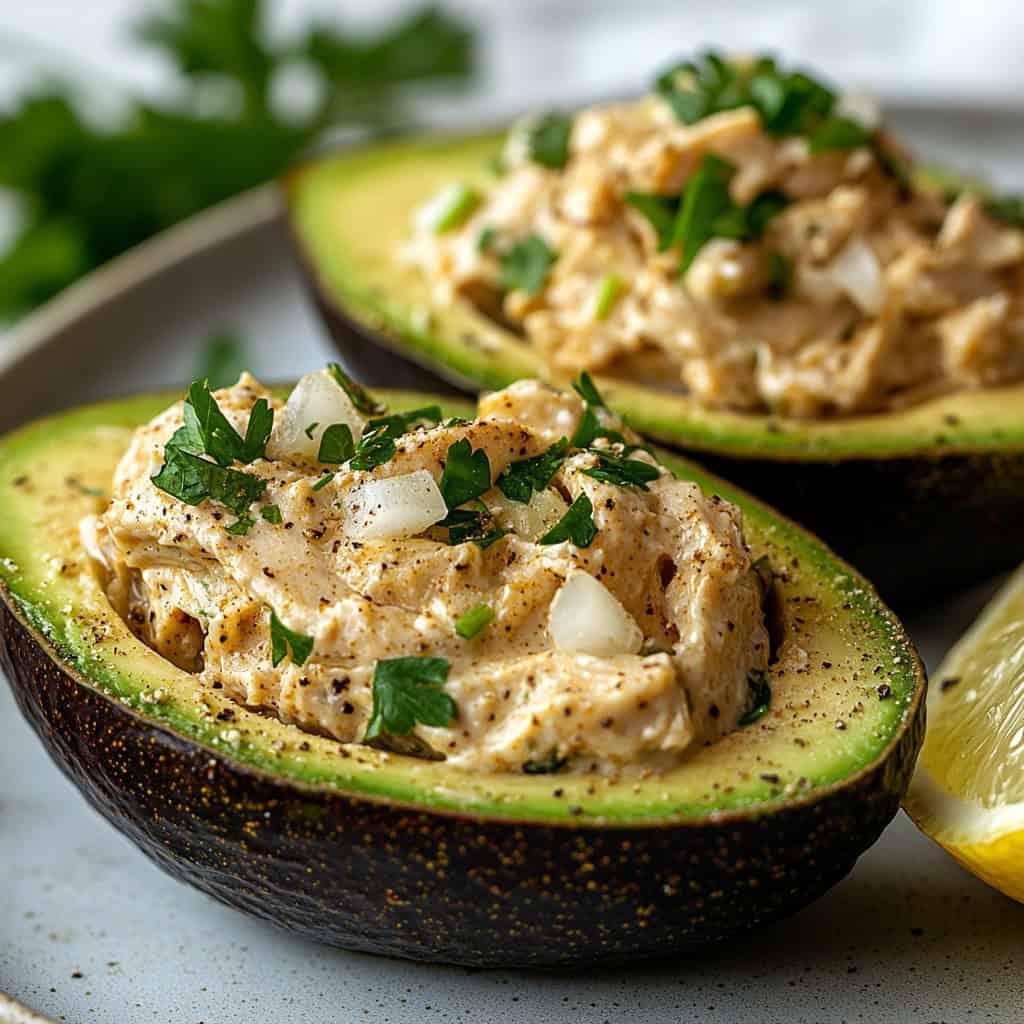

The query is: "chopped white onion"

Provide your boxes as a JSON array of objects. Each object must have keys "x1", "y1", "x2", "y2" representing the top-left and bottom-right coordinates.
[
  {"x1": 829, "y1": 237, "x2": 884, "y2": 315},
  {"x1": 343, "y1": 470, "x2": 447, "y2": 540},
  {"x1": 835, "y1": 90, "x2": 881, "y2": 131},
  {"x1": 268, "y1": 369, "x2": 365, "y2": 460},
  {"x1": 492, "y1": 488, "x2": 568, "y2": 542},
  {"x1": 548, "y1": 571, "x2": 643, "y2": 657}
]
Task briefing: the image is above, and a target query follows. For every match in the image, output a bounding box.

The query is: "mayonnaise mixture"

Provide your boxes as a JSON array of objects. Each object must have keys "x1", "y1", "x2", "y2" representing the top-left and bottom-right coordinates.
[
  {"x1": 407, "y1": 57, "x2": 1024, "y2": 417},
  {"x1": 83, "y1": 370, "x2": 768, "y2": 775}
]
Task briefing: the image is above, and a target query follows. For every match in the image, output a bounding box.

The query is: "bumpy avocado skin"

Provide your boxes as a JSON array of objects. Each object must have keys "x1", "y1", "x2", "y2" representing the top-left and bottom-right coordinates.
[
  {"x1": 1, "y1": 595, "x2": 923, "y2": 967},
  {"x1": 692, "y1": 450, "x2": 1024, "y2": 607}
]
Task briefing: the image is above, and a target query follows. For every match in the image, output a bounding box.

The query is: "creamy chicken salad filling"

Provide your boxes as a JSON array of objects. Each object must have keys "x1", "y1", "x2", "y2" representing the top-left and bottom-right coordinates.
[
  {"x1": 82, "y1": 368, "x2": 768, "y2": 775},
  {"x1": 407, "y1": 54, "x2": 1024, "y2": 418}
]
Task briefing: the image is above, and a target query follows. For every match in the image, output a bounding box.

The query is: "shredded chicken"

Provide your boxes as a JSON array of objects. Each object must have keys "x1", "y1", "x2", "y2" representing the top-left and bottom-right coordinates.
[
  {"x1": 407, "y1": 93, "x2": 1024, "y2": 417},
  {"x1": 82, "y1": 374, "x2": 768, "y2": 775}
]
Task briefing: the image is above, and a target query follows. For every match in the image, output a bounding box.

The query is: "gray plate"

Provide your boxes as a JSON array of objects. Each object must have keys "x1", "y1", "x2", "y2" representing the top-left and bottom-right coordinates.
[{"x1": 0, "y1": 155, "x2": 1021, "y2": 1023}]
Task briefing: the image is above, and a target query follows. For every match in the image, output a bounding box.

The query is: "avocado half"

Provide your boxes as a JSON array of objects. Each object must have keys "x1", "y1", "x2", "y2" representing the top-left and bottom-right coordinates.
[
  {"x1": 0, "y1": 389, "x2": 925, "y2": 967},
  {"x1": 284, "y1": 134, "x2": 1024, "y2": 606}
]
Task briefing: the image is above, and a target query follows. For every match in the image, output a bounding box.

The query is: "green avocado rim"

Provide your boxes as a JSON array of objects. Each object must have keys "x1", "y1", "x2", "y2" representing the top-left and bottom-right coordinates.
[
  {"x1": 286, "y1": 133, "x2": 1024, "y2": 460},
  {"x1": 0, "y1": 389, "x2": 923, "y2": 824}
]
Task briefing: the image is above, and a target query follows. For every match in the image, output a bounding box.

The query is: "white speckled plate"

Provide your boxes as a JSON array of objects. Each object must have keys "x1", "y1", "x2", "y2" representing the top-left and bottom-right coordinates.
[{"x1": 2, "y1": 106, "x2": 1023, "y2": 1024}]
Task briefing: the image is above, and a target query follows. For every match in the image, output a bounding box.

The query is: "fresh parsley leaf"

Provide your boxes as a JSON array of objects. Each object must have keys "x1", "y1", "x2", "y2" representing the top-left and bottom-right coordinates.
[
  {"x1": 522, "y1": 751, "x2": 567, "y2": 774},
  {"x1": 570, "y1": 401, "x2": 627, "y2": 449},
  {"x1": 584, "y1": 450, "x2": 660, "y2": 490},
  {"x1": 675, "y1": 153, "x2": 736, "y2": 272},
  {"x1": 304, "y1": 421, "x2": 320, "y2": 440},
  {"x1": 269, "y1": 608, "x2": 314, "y2": 667},
  {"x1": 624, "y1": 191, "x2": 679, "y2": 251},
  {"x1": 226, "y1": 515, "x2": 254, "y2": 535},
  {"x1": 317, "y1": 423, "x2": 355, "y2": 464},
  {"x1": 440, "y1": 438, "x2": 492, "y2": 509},
  {"x1": 178, "y1": 378, "x2": 272, "y2": 466},
  {"x1": 196, "y1": 331, "x2": 247, "y2": 389},
  {"x1": 766, "y1": 250, "x2": 792, "y2": 300},
  {"x1": 152, "y1": 445, "x2": 265, "y2": 516},
  {"x1": 454, "y1": 602, "x2": 495, "y2": 640},
  {"x1": 539, "y1": 494, "x2": 598, "y2": 548},
  {"x1": 260, "y1": 503, "x2": 282, "y2": 524},
  {"x1": 808, "y1": 114, "x2": 871, "y2": 154},
  {"x1": 477, "y1": 226, "x2": 498, "y2": 253},
  {"x1": 739, "y1": 669, "x2": 772, "y2": 726},
  {"x1": 364, "y1": 656, "x2": 456, "y2": 740},
  {"x1": 327, "y1": 362, "x2": 386, "y2": 415},
  {"x1": 572, "y1": 371, "x2": 606, "y2": 408},
  {"x1": 743, "y1": 191, "x2": 789, "y2": 238},
  {"x1": 499, "y1": 235, "x2": 557, "y2": 296},
  {"x1": 364, "y1": 405, "x2": 442, "y2": 441},
  {"x1": 527, "y1": 112, "x2": 572, "y2": 169},
  {"x1": 496, "y1": 439, "x2": 569, "y2": 503},
  {"x1": 655, "y1": 53, "x2": 743, "y2": 125},
  {"x1": 348, "y1": 428, "x2": 396, "y2": 472},
  {"x1": 442, "y1": 508, "x2": 509, "y2": 548}
]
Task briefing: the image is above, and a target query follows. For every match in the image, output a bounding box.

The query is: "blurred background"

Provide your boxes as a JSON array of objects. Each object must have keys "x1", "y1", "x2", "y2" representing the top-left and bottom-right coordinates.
[{"x1": 3, "y1": 0, "x2": 1024, "y2": 332}]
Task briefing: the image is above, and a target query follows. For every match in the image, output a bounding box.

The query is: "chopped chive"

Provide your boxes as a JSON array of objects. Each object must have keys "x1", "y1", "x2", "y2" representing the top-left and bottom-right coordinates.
[
  {"x1": 311, "y1": 472, "x2": 335, "y2": 491},
  {"x1": 455, "y1": 602, "x2": 495, "y2": 640},
  {"x1": 593, "y1": 273, "x2": 624, "y2": 319},
  {"x1": 425, "y1": 182, "x2": 481, "y2": 234}
]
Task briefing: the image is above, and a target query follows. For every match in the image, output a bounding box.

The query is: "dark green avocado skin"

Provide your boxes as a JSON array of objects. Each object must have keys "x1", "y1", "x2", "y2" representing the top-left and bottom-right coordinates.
[
  {"x1": 310, "y1": 300, "x2": 1024, "y2": 608},
  {"x1": 693, "y1": 449, "x2": 1024, "y2": 607},
  {"x1": 0, "y1": 596, "x2": 924, "y2": 968}
]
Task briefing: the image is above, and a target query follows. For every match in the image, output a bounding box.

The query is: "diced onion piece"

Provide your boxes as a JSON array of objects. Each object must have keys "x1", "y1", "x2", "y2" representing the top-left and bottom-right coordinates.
[
  {"x1": 548, "y1": 571, "x2": 643, "y2": 657},
  {"x1": 836, "y1": 90, "x2": 881, "y2": 131},
  {"x1": 492, "y1": 488, "x2": 568, "y2": 542},
  {"x1": 829, "y1": 236, "x2": 884, "y2": 315},
  {"x1": 269, "y1": 369, "x2": 365, "y2": 460},
  {"x1": 343, "y1": 470, "x2": 447, "y2": 540}
]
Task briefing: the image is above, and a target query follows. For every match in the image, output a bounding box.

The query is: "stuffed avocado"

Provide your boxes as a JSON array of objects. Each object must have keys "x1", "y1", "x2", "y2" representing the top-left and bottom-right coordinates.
[
  {"x1": 0, "y1": 370, "x2": 923, "y2": 966},
  {"x1": 285, "y1": 53, "x2": 1024, "y2": 604}
]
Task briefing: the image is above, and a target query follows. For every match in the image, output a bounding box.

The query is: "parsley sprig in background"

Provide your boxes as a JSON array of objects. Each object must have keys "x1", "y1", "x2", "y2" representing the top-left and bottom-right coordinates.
[{"x1": 0, "y1": 0, "x2": 476, "y2": 321}]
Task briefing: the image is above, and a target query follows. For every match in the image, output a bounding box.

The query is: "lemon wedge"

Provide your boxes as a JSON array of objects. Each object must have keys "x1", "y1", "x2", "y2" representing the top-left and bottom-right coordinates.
[{"x1": 905, "y1": 566, "x2": 1024, "y2": 901}]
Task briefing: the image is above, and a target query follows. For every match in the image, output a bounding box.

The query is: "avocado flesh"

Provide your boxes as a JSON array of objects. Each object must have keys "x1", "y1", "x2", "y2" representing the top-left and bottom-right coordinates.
[
  {"x1": 0, "y1": 391, "x2": 925, "y2": 965},
  {"x1": 286, "y1": 136, "x2": 1024, "y2": 604},
  {"x1": 0, "y1": 390, "x2": 921, "y2": 822}
]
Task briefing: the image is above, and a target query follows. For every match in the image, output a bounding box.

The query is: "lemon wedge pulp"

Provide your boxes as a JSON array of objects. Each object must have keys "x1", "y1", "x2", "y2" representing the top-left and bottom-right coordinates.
[{"x1": 905, "y1": 566, "x2": 1024, "y2": 901}]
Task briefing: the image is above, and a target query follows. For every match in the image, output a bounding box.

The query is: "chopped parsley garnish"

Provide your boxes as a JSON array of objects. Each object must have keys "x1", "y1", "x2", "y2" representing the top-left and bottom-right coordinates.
[
  {"x1": 269, "y1": 609, "x2": 314, "y2": 668},
  {"x1": 572, "y1": 371, "x2": 606, "y2": 407},
  {"x1": 226, "y1": 515, "x2": 254, "y2": 535},
  {"x1": 539, "y1": 493, "x2": 598, "y2": 548},
  {"x1": 364, "y1": 656, "x2": 456, "y2": 741},
  {"x1": 440, "y1": 438, "x2": 492, "y2": 509},
  {"x1": 347, "y1": 428, "x2": 396, "y2": 472},
  {"x1": 442, "y1": 508, "x2": 510, "y2": 548},
  {"x1": 455, "y1": 602, "x2": 495, "y2": 640},
  {"x1": 584, "y1": 450, "x2": 660, "y2": 490},
  {"x1": 175, "y1": 378, "x2": 273, "y2": 466},
  {"x1": 496, "y1": 438, "x2": 569, "y2": 503},
  {"x1": 655, "y1": 52, "x2": 862, "y2": 149},
  {"x1": 522, "y1": 751, "x2": 567, "y2": 774},
  {"x1": 151, "y1": 445, "x2": 265, "y2": 516},
  {"x1": 477, "y1": 226, "x2": 498, "y2": 253},
  {"x1": 593, "y1": 272, "x2": 624, "y2": 319},
  {"x1": 317, "y1": 423, "x2": 356, "y2": 464},
  {"x1": 675, "y1": 153, "x2": 736, "y2": 272},
  {"x1": 808, "y1": 114, "x2": 871, "y2": 154},
  {"x1": 303, "y1": 421, "x2": 320, "y2": 439},
  {"x1": 365, "y1": 405, "x2": 442, "y2": 440},
  {"x1": 739, "y1": 669, "x2": 772, "y2": 726},
  {"x1": 526, "y1": 112, "x2": 573, "y2": 169},
  {"x1": 766, "y1": 250, "x2": 792, "y2": 300},
  {"x1": 327, "y1": 362, "x2": 386, "y2": 415},
  {"x1": 311, "y1": 472, "x2": 335, "y2": 491},
  {"x1": 499, "y1": 235, "x2": 557, "y2": 296},
  {"x1": 624, "y1": 191, "x2": 678, "y2": 250},
  {"x1": 260, "y1": 504, "x2": 283, "y2": 524}
]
